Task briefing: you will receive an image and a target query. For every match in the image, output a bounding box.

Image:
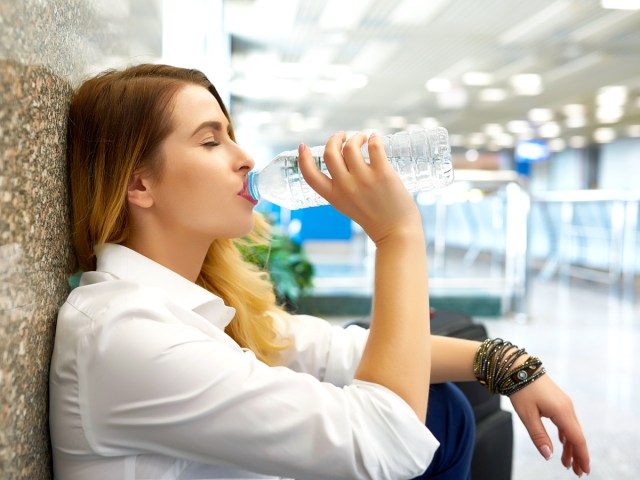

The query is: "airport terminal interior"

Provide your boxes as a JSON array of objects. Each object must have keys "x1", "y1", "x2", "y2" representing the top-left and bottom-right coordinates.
[
  {"x1": 90, "y1": 1, "x2": 639, "y2": 478},
  {"x1": 7, "y1": 0, "x2": 640, "y2": 478}
]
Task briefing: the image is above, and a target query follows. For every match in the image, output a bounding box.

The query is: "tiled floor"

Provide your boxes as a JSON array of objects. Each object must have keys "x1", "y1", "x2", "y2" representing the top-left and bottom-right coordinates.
[{"x1": 481, "y1": 278, "x2": 640, "y2": 480}]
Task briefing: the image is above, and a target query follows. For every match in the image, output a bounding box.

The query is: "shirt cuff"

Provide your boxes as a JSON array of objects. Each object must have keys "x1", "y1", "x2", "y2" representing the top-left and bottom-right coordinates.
[{"x1": 345, "y1": 379, "x2": 440, "y2": 479}]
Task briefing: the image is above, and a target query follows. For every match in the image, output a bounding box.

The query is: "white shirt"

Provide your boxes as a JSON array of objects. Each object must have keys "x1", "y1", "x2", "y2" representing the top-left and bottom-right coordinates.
[{"x1": 49, "y1": 244, "x2": 438, "y2": 480}]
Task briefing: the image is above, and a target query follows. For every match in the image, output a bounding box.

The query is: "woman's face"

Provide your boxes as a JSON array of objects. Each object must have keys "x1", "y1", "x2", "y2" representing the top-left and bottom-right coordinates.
[{"x1": 148, "y1": 84, "x2": 257, "y2": 241}]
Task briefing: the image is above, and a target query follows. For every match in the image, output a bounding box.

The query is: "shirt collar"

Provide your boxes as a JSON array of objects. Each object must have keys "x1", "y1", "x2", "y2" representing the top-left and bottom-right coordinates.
[{"x1": 94, "y1": 243, "x2": 236, "y2": 329}]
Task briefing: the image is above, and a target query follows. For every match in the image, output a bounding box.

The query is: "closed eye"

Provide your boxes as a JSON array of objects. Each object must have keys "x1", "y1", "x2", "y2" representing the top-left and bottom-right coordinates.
[{"x1": 203, "y1": 141, "x2": 220, "y2": 147}]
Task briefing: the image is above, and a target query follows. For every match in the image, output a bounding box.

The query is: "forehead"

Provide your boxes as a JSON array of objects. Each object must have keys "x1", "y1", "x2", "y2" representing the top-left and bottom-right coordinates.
[{"x1": 171, "y1": 84, "x2": 227, "y2": 130}]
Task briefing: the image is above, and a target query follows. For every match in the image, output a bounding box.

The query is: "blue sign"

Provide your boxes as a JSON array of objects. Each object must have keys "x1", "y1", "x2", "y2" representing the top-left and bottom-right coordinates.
[{"x1": 515, "y1": 139, "x2": 549, "y2": 163}]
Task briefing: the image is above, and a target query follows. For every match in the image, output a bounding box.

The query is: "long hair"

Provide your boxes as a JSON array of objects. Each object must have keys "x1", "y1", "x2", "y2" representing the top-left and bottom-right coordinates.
[{"x1": 67, "y1": 63, "x2": 289, "y2": 364}]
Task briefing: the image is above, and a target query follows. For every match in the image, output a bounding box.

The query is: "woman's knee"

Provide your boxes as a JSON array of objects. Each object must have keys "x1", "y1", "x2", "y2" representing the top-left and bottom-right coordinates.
[{"x1": 417, "y1": 382, "x2": 475, "y2": 479}]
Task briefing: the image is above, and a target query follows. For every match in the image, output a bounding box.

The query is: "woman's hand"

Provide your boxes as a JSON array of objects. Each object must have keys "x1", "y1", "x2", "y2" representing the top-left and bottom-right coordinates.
[
  {"x1": 298, "y1": 132, "x2": 422, "y2": 245},
  {"x1": 509, "y1": 375, "x2": 590, "y2": 477}
]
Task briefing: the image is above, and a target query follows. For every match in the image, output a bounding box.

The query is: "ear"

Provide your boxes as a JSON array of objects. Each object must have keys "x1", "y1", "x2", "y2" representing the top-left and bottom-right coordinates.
[{"x1": 127, "y1": 171, "x2": 154, "y2": 209}]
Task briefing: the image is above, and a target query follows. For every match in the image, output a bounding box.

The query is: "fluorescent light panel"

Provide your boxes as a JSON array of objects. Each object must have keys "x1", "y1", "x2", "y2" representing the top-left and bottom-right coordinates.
[
  {"x1": 390, "y1": 0, "x2": 448, "y2": 25},
  {"x1": 601, "y1": 0, "x2": 640, "y2": 9},
  {"x1": 479, "y1": 88, "x2": 507, "y2": 102},
  {"x1": 462, "y1": 72, "x2": 493, "y2": 86},
  {"x1": 319, "y1": 0, "x2": 371, "y2": 30}
]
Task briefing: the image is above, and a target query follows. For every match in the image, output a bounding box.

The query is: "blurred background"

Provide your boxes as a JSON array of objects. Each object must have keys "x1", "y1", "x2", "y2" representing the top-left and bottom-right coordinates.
[{"x1": 29, "y1": 0, "x2": 640, "y2": 478}]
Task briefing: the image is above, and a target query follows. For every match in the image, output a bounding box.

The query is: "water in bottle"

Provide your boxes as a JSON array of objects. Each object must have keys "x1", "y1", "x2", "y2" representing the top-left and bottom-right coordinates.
[{"x1": 247, "y1": 127, "x2": 454, "y2": 210}]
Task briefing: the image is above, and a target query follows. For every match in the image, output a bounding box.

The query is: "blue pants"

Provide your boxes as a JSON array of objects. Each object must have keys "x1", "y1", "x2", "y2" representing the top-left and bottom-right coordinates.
[{"x1": 412, "y1": 383, "x2": 475, "y2": 480}]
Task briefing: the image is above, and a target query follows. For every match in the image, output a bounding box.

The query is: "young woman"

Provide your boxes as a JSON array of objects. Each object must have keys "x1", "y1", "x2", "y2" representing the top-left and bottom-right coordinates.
[{"x1": 50, "y1": 64, "x2": 590, "y2": 479}]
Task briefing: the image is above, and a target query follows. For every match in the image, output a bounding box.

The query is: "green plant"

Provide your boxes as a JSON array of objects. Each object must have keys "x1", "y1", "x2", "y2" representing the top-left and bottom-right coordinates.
[{"x1": 239, "y1": 227, "x2": 315, "y2": 309}]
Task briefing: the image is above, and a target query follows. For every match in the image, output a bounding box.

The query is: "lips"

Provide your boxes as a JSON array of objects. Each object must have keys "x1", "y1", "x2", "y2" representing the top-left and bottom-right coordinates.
[{"x1": 239, "y1": 177, "x2": 258, "y2": 206}]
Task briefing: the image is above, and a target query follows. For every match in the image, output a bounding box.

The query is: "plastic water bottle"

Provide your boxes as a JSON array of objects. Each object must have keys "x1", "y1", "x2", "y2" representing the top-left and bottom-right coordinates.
[{"x1": 247, "y1": 127, "x2": 454, "y2": 210}]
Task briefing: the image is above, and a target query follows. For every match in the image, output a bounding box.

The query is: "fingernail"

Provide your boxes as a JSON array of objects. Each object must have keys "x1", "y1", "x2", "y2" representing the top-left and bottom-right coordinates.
[
  {"x1": 298, "y1": 143, "x2": 306, "y2": 155},
  {"x1": 539, "y1": 444, "x2": 552, "y2": 460}
]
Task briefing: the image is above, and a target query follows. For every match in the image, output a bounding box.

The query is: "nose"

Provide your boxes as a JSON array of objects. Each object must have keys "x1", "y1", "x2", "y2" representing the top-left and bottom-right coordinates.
[{"x1": 233, "y1": 143, "x2": 255, "y2": 172}]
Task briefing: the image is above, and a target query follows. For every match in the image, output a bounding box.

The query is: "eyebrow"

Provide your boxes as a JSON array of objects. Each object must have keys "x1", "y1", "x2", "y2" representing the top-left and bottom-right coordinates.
[{"x1": 190, "y1": 120, "x2": 228, "y2": 138}]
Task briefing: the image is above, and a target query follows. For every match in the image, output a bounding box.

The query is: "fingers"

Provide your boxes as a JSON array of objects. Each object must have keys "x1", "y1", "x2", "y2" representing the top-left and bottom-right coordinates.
[
  {"x1": 553, "y1": 416, "x2": 591, "y2": 476},
  {"x1": 341, "y1": 132, "x2": 369, "y2": 173},
  {"x1": 298, "y1": 143, "x2": 333, "y2": 199},
  {"x1": 366, "y1": 132, "x2": 390, "y2": 169},
  {"x1": 511, "y1": 375, "x2": 591, "y2": 477},
  {"x1": 519, "y1": 411, "x2": 554, "y2": 461},
  {"x1": 322, "y1": 131, "x2": 349, "y2": 179}
]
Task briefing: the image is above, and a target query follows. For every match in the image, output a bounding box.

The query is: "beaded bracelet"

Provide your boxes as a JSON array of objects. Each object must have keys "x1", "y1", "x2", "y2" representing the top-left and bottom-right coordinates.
[{"x1": 473, "y1": 338, "x2": 546, "y2": 396}]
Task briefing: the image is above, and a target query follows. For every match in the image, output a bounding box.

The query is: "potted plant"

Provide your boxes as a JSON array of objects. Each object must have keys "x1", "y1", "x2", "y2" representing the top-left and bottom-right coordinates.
[{"x1": 239, "y1": 226, "x2": 314, "y2": 311}]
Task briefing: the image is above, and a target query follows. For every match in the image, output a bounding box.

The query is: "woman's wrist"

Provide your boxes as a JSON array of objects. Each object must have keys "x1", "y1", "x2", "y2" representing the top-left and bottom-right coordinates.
[{"x1": 473, "y1": 338, "x2": 546, "y2": 396}]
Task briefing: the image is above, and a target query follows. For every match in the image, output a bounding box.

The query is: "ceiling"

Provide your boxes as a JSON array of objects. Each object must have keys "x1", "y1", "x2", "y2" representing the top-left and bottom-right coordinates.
[{"x1": 223, "y1": 0, "x2": 640, "y2": 156}]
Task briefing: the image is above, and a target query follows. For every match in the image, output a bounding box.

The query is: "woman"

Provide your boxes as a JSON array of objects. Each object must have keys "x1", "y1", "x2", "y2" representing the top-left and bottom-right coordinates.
[{"x1": 50, "y1": 64, "x2": 590, "y2": 479}]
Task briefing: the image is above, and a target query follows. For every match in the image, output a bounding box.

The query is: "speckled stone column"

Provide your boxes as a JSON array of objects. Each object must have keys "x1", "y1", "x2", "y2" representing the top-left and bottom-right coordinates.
[{"x1": 0, "y1": 1, "x2": 102, "y2": 477}]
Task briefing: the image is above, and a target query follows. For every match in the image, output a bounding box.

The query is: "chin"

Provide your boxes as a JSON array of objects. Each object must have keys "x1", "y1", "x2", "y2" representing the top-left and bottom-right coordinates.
[{"x1": 223, "y1": 218, "x2": 256, "y2": 240}]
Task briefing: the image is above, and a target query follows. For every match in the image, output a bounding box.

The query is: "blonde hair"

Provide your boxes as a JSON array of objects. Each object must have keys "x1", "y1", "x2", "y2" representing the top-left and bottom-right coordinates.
[{"x1": 67, "y1": 63, "x2": 289, "y2": 364}]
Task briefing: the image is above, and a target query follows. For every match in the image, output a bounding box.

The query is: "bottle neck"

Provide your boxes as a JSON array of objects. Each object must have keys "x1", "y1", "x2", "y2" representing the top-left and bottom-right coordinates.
[{"x1": 247, "y1": 171, "x2": 261, "y2": 202}]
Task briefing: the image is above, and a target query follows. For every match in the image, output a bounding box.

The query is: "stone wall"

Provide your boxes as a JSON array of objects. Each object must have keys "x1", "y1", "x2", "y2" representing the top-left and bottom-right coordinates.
[{"x1": 0, "y1": 1, "x2": 160, "y2": 477}]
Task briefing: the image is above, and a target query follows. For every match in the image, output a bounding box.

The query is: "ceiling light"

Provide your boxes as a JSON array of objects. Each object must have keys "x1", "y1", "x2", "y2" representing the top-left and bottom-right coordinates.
[
  {"x1": 462, "y1": 72, "x2": 493, "y2": 86},
  {"x1": 528, "y1": 108, "x2": 554, "y2": 123},
  {"x1": 566, "y1": 116, "x2": 587, "y2": 128},
  {"x1": 549, "y1": 138, "x2": 566, "y2": 152},
  {"x1": 300, "y1": 48, "x2": 336, "y2": 68},
  {"x1": 425, "y1": 78, "x2": 451, "y2": 92},
  {"x1": 569, "y1": 136, "x2": 588, "y2": 148},
  {"x1": 387, "y1": 116, "x2": 408, "y2": 129},
  {"x1": 596, "y1": 105, "x2": 624, "y2": 123},
  {"x1": 319, "y1": 0, "x2": 371, "y2": 30},
  {"x1": 597, "y1": 85, "x2": 628, "y2": 105},
  {"x1": 539, "y1": 122, "x2": 561, "y2": 138},
  {"x1": 436, "y1": 89, "x2": 468, "y2": 109},
  {"x1": 272, "y1": 62, "x2": 309, "y2": 79},
  {"x1": 507, "y1": 120, "x2": 531, "y2": 134},
  {"x1": 390, "y1": 0, "x2": 448, "y2": 25},
  {"x1": 517, "y1": 131, "x2": 535, "y2": 141},
  {"x1": 510, "y1": 73, "x2": 543, "y2": 95},
  {"x1": 562, "y1": 104, "x2": 587, "y2": 117},
  {"x1": 628, "y1": 125, "x2": 640, "y2": 137},
  {"x1": 593, "y1": 127, "x2": 616, "y2": 143},
  {"x1": 479, "y1": 88, "x2": 507, "y2": 102},
  {"x1": 496, "y1": 133, "x2": 515, "y2": 148},
  {"x1": 484, "y1": 123, "x2": 503, "y2": 136},
  {"x1": 601, "y1": 0, "x2": 640, "y2": 9},
  {"x1": 420, "y1": 117, "x2": 440, "y2": 129},
  {"x1": 255, "y1": 0, "x2": 298, "y2": 34}
]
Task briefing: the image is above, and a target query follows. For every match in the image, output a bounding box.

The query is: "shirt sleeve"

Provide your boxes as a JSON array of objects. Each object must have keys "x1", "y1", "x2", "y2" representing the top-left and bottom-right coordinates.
[
  {"x1": 77, "y1": 308, "x2": 438, "y2": 480},
  {"x1": 276, "y1": 314, "x2": 370, "y2": 386}
]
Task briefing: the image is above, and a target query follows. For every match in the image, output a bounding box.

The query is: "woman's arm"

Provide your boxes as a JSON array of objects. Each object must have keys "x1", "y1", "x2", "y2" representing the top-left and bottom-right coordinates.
[
  {"x1": 430, "y1": 335, "x2": 479, "y2": 383},
  {"x1": 430, "y1": 334, "x2": 590, "y2": 476},
  {"x1": 299, "y1": 132, "x2": 431, "y2": 422}
]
